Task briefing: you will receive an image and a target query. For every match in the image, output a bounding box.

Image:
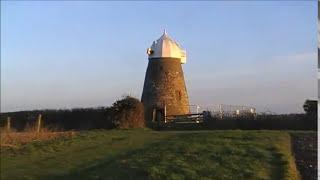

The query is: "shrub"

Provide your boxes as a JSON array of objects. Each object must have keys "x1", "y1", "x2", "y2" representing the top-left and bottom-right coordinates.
[
  {"x1": 110, "y1": 96, "x2": 145, "y2": 129},
  {"x1": 303, "y1": 99, "x2": 317, "y2": 115},
  {"x1": 303, "y1": 99, "x2": 317, "y2": 129}
]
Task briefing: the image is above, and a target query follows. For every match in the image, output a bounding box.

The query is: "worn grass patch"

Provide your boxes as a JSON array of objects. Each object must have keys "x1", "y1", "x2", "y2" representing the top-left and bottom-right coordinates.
[
  {"x1": 1, "y1": 130, "x2": 300, "y2": 180},
  {"x1": 1, "y1": 130, "x2": 76, "y2": 148}
]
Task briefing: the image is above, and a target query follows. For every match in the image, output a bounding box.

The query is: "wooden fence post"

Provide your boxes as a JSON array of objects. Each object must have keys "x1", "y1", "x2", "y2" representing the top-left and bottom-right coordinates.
[
  {"x1": 164, "y1": 105, "x2": 167, "y2": 123},
  {"x1": 219, "y1": 104, "x2": 223, "y2": 119},
  {"x1": 152, "y1": 109, "x2": 156, "y2": 122},
  {"x1": 37, "y1": 114, "x2": 42, "y2": 133},
  {"x1": 6, "y1": 117, "x2": 11, "y2": 132}
]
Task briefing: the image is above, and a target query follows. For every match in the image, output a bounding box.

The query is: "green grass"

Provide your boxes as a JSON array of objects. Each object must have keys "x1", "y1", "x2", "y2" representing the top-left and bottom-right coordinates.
[{"x1": 1, "y1": 129, "x2": 305, "y2": 180}]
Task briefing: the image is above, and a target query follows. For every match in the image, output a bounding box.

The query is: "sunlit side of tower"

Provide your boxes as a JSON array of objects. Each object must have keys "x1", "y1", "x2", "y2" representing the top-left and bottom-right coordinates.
[{"x1": 141, "y1": 30, "x2": 189, "y2": 121}]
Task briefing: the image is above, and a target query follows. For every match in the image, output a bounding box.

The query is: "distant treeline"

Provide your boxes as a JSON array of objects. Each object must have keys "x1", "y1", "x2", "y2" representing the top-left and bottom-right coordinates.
[
  {"x1": 0, "y1": 107, "x2": 114, "y2": 131},
  {"x1": 0, "y1": 99, "x2": 317, "y2": 131},
  {"x1": 0, "y1": 96, "x2": 145, "y2": 131},
  {"x1": 202, "y1": 113, "x2": 317, "y2": 130},
  {"x1": 0, "y1": 109, "x2": 316, "y2": 131}
]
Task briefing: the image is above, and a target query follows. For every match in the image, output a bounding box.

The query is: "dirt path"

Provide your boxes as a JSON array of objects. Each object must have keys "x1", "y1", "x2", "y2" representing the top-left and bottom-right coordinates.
[{"x1": 291, "y1": 132, "x2": 317, "y2": 180}]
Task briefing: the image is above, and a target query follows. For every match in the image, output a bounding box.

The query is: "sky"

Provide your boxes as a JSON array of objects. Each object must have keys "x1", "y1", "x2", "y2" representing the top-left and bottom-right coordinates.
[{"x1": 1, "y1": 1, "x2": 317, "y2": 114}]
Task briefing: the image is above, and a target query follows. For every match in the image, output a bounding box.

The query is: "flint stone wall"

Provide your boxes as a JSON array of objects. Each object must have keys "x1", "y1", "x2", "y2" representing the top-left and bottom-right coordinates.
[{"x1": 141, "y1": 57, "x2": 190, "y2": 121}]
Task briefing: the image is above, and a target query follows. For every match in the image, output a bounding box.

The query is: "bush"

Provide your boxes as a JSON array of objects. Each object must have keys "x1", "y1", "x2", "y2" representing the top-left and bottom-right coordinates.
[
  {"x1": 303, "y1": 99, "x2": 317, "y2": 129},
  {"x1": 303, "y1": 100, "x2": 317, "y2": 115},
  {"x1": 110, "y1": 96, "x2": 145, "y2": 129}
]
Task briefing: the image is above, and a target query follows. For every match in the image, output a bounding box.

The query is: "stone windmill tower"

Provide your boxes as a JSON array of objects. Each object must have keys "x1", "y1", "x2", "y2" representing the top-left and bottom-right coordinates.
[{"x1": 141, "y1": 30, "x2": 190, "y2": 121}]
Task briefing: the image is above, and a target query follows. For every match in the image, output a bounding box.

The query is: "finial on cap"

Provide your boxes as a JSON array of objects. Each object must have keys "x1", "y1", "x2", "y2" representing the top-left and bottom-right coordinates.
[{"x1": 163, "y1": 29, "x2": 167, "y2": 36}]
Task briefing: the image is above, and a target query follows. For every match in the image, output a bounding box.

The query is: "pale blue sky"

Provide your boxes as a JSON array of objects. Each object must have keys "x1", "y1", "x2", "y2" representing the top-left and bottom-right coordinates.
[{"x1": 1, "y1": 1, "x2": 317, "y2": 113}]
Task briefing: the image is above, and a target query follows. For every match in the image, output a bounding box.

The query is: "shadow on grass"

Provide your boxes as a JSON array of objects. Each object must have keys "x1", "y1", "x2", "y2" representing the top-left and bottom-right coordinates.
[
  {"x1": 290, "y1": 132, "x2": 317, "y2": 180},
  {"x1": 42, "y1": 132, "x2": 292, "y2": 180},
  {"x1": 268, "y1": 147, "x2": 287, "y2": 180},
  {"x1": 42, "y1": 140, "x2": 167, "y2": 180}
]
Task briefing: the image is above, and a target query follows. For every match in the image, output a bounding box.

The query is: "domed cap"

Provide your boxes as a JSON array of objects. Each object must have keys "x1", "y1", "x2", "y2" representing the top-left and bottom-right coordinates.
[{"x1": 147, "y1": 30, "x2": 186, "y2": 64}]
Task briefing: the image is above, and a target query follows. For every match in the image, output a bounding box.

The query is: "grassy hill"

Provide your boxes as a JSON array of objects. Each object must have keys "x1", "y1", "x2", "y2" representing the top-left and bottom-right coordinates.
[{"x1": 1, "y1": 129, "x2": 307, "y2": 180}]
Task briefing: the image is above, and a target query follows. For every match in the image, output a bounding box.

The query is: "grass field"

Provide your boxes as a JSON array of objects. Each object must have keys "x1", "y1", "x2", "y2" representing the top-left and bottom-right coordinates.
[{"x1": 1, "y1": 129, "x2": 309, "y2": 180}]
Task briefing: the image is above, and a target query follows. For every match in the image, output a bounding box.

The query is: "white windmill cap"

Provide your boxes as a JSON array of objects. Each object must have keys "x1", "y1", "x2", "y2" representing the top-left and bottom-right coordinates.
[{"x1": 147, "y1": 30, "x2": 187, "y2": 64}]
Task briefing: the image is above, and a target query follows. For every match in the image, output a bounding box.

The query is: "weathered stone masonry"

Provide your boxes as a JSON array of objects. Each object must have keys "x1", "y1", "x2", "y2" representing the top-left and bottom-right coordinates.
[{"x1": 141, "y1": 31, "x2": 189, "y2": 121}]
